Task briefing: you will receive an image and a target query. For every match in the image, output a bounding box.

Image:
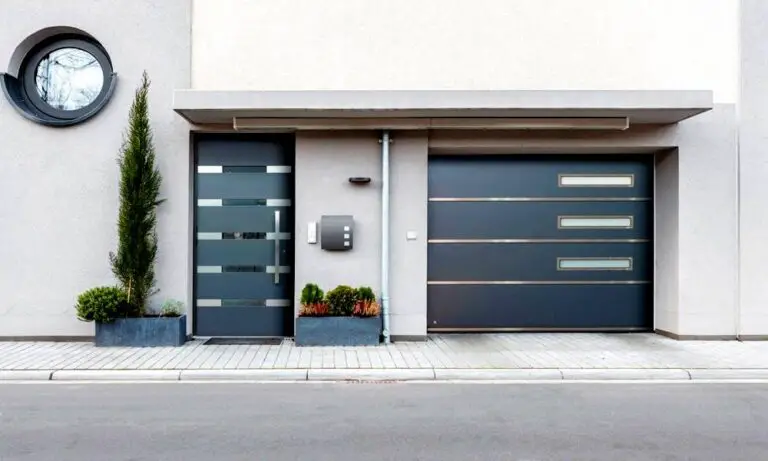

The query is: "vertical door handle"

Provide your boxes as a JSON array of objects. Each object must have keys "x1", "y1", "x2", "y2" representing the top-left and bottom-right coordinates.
[{"x1": 274, "y1": 210, "x2": 281, "y2": 284}]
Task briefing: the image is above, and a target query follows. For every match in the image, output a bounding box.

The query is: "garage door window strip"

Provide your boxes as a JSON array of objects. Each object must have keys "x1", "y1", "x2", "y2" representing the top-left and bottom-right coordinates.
[
  {"x1": 557, "y1": 257, "x2": 633, "y2": 271},
  {"x1": 558, "y1": 216, "x2": 634, "y2": 229},
  {"x1": 558, "y1": 174, "x2": 635, "y2": 187}
]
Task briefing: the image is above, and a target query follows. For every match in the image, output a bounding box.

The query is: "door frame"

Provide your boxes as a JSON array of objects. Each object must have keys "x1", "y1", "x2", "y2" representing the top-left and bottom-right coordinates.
[{"x1": 190, "y1": 132, "x2": 297, "y2": 337}]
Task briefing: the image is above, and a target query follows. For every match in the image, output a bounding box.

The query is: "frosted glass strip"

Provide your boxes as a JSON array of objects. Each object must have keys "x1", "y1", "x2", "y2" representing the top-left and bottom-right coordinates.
[
  {"x1": 558, "y1": 258, "x2": 632, "y2": 270},
  {"x1": 559, "y1": 175, "x2": 633, "y2": 187},
  {"x1": 559, "y1": 217, "x2": 633, "y2": 229}
]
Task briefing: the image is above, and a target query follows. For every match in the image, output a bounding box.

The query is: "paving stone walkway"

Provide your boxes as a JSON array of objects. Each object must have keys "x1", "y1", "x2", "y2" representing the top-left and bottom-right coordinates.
[{"x1": 2, "y1": 333, "x2": 768, "y2": 371}]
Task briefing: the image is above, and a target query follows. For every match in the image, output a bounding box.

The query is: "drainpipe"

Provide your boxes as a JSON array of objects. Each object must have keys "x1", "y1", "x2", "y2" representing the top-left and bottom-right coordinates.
[{"x1": 381, "y1": 130, "x2": 391, "y2": 343}]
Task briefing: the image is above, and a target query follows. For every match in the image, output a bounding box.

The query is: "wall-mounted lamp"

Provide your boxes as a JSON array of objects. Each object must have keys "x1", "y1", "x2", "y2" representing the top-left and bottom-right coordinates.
[{"x1": 348, "y1": 177, "x2": 372, "y2": 185}]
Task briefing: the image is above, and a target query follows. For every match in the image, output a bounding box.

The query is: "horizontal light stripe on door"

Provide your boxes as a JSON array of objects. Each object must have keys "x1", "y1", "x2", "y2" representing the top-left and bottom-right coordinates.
[
  {"x1": 197, "y1": 232, "x2": 291, "y2": 240},
  {"x1": 197, "y1": 265, "x2": 291, "y2": 274},
  {"x1": 197, "y1": 165, "x2": 292, "y2": 174},
  {"x1": 196, "y1": 299, "x2": 291, "y2": 307},
  {"x1": 197, "y1": 199, "x2": 291, "y2": 207}
]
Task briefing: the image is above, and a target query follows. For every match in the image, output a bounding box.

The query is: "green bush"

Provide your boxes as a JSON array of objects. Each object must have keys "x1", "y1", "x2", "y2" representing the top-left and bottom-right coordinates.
[
  {"x1": 160, "y1": 299, "x2": 184, "y2": 317},
  {"x1": 300, "y1": 283, "x2": 325, "y2": 305},
  {"x1": 326, "y1": 285, "x2": 357, "y2": 316},
  {"x1": 75, "y1": 286, "x2": 129, "y2": 323},
  {"x1": 356, "y1": 286, "x2": 376, "y2": 303}
]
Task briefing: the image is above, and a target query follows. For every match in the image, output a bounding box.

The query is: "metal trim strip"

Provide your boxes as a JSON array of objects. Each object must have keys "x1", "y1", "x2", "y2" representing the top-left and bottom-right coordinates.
[
  {"x1": 427, "y1": 280, "x2": 650, "y2": 285},
  {"x1": 427, "y1": 327, "x2": 650, "y2": 332},
  {"x1": 428, "y1": 197, "x2": 651, "y2": 202},
  {"x1": 428, "y1": 238, "x2": 650, "y2": 244}
]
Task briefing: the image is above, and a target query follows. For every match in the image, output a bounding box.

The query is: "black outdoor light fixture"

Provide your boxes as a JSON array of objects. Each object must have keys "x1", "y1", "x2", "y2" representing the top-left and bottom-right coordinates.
[{"x1": 348, "y1": 176, "x2": 372, "y2": 185}]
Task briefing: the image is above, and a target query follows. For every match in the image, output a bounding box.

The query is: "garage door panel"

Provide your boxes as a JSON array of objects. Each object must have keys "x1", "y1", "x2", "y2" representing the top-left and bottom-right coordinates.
[
  {"x1": 427, "y1": 155, "x2": 653, "y2": 332},
  {"x1": 429, "y1": 201, "x2": 651, "y2": 239},
  {"x1": 428, "y1": 284, "x2": 652, "y2": 330},
  {"x1": 429, "y1": 155, "x2": 652, "y2": 198},
  {"x1": 428, "y1": 242, "x2": 651, "y2": 281}
]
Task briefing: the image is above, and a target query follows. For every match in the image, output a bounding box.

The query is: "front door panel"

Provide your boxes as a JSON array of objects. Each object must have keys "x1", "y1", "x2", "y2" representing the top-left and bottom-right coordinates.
[{"x1": 194, "y1": 135, "x2": 294, "y2": 337}]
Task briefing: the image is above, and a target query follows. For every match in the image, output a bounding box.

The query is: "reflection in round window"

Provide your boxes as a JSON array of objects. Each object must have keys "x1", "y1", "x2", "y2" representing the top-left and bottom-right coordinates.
[{"x1": 34, "y1": 48, "x2": 105, "y2": 111}]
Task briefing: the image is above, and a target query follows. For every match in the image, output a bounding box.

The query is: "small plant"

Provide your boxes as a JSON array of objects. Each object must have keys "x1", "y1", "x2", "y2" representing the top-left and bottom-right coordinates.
[
  {"x1": 326, "y1": 285, "x2": 357, "y2": 316},
  {"x1": 300, "y1": 283, "x2": 325, "y2": 305},
  {"x1": 299, "y1": 302, "x2": 330, "y2": 317},
  {"x1": 160, "y1": 299, "x2": 184, "y2": 317},
  {"x1": 75, "y1": 286, "x2": 129, "y2": 323},
  {"x1": 353, "y1": 286, "x2": 380, "y2": 317},
  {"x1": 356, "y1": 286, "x2": 376, "y2": 302},
  {"x1": 299, "y1": 283, "x2": 329, "y2": 317}
]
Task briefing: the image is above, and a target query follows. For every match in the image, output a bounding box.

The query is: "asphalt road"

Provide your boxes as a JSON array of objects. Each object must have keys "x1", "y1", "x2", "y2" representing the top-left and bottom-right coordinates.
[{"x1": 1, "y1": 382, "x2": 767, "y2": 461}]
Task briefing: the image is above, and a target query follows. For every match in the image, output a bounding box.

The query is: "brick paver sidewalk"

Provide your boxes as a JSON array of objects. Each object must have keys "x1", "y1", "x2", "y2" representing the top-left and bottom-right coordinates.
[{"x1": 2, "y1": 333, "x2": 768, "y2": 371}]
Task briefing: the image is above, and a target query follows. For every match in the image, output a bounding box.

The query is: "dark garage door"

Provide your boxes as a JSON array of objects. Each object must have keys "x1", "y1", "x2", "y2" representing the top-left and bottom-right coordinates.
[{"x1": 427, "y1": 155, "x2": 653, "y2": 332}]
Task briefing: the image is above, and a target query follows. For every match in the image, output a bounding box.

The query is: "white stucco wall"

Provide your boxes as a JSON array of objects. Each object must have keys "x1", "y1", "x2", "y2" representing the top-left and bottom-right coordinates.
[
  {"x1": 0, "y1": 0, "x2": 192, "y2": 336},
  {"x1": 293, "y1": 132, "x2": 382, "y2": 313},
  {"x1": 739, "y1": 0, "x2": 768, "y2": 338},
  {"x1": 192, "y1": 0, "x2": 738, "y2": 103}
]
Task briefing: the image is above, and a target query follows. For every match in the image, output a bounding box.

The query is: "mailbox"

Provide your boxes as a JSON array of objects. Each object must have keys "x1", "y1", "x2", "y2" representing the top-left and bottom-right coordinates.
[{"x1": 320, "y1": 215, "x2": 354, "y2": 251}]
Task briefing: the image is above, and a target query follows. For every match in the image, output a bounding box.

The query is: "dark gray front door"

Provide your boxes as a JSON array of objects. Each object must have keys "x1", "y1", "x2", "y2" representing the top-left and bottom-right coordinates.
[
  {"x1": 194, "y1": 134, "x2": 294, "y2": 337},
  {"x1": 428, "y1": 155, "x2": 653, "y2": 332}
]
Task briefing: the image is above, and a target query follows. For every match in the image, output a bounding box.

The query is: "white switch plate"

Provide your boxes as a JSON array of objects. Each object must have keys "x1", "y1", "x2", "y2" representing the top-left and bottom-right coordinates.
[
  {"x1": 307, "y1": 222, "x2": 317, "y2": 244},
  {"x1": 406, "y1": 231, "x2": 418, "y2": 240}
]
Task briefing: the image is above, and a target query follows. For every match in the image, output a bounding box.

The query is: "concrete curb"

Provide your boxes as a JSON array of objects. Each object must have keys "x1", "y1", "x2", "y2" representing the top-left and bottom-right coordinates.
[
  {"x1": 687, "y1": 369, "x2": 768, "y2": 380},
  {"x1": 0, "y1": 370, "x2": 53, "y2": 381},
  {"x1": 180, "y1": 369, "x2": 307, "y2": 381},
  {"x1": 560, "y1": 368, "x2": 692, "y2": 381},
  {"x1": 433, "y1": 369, "x2": 563, "y2": 380},
  {"x1": 51, "y1": 370, "x2": 181, "y2": 381},
  {"x1": 307, "y1": 368, "x2": 435, "y2": 381},
  {"x1": 3, "y1": 368, "x2": 768, "y2": 382}
]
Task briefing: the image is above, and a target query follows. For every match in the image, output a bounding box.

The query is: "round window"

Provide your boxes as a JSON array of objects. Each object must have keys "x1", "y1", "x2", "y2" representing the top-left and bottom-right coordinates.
[
  {"x1": 19, "y1": 36, "x2": 115, "y2": 124},
  {"x1": 34, "y1": 47, "x2": 105, "y2": 111}
]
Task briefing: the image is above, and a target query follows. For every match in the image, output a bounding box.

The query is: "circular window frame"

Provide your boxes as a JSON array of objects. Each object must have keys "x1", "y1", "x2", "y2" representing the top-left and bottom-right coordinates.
[{"x1": 21, "y1": 37, "x2": 114, "y2": 122}]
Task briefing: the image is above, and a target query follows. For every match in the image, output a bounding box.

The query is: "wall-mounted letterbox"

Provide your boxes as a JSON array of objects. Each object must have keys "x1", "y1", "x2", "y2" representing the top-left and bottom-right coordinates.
[{"x1": 320, "y1": 215, "x2": 354, "y2": 251}]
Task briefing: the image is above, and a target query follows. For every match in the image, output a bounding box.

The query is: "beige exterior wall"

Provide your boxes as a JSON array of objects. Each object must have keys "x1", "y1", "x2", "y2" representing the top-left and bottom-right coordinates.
[
  {"x1": 0, "y1": 0, "x2": 192, "y2": 337},
  {"x1": 192, "y1": 0, "x2": 738, "y2": 103},
  {"x1": 293, "y1": 131, "x2": 429, "y2": 337}
]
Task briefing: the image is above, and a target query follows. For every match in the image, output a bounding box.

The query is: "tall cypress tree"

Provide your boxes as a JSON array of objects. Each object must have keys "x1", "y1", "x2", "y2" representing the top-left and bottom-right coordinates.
[{"x1": 109, "y1": 71, "x2": 163, "y2": 315}]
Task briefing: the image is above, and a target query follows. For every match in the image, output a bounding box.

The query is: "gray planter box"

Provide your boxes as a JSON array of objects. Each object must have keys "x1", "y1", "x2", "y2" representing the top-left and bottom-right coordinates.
[
  {"x1": 95, "y1": 315, "x2": 187, "y2": 347},
  {"x1": 295, "y1": 316, "x2": 381, "y2": 346}
]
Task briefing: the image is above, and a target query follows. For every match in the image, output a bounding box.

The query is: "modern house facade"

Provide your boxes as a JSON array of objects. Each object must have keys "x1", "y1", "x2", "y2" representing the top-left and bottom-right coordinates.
[{"x1": 0, "y1": 0, "x2": 765, "y2": 340}]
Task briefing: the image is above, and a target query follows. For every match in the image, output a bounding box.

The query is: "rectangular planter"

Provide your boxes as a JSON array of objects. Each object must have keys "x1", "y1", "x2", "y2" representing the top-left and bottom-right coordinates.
[
  {"x1": 95, "y1": 315, "x2": 187, "y2": 347},
  {"x1": 295, "y1": 316, "x2": 381, "y2": 346}
]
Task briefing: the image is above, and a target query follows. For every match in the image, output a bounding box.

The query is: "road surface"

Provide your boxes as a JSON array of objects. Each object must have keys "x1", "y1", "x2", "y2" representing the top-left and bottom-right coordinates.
[{"x1": 1, "y1": 382, "x2": 767, "y2": 460}]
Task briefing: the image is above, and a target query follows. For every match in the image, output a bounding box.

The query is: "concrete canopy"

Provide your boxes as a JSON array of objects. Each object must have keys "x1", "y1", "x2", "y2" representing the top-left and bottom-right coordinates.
[{"x1": 173, "y1": 90, "x2": 713, "y2": 128}]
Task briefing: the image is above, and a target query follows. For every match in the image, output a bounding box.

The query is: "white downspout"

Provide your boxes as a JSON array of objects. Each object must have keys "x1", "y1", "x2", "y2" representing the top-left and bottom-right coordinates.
[{"x1": 381, "y1": 130, "x2": 391, "y2": 343}]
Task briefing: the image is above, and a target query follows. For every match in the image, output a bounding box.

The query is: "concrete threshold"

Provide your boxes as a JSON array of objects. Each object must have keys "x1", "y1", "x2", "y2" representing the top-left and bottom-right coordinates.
[{"x1": 1, "y1": 368, "x2": 768, "y2": 382}]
